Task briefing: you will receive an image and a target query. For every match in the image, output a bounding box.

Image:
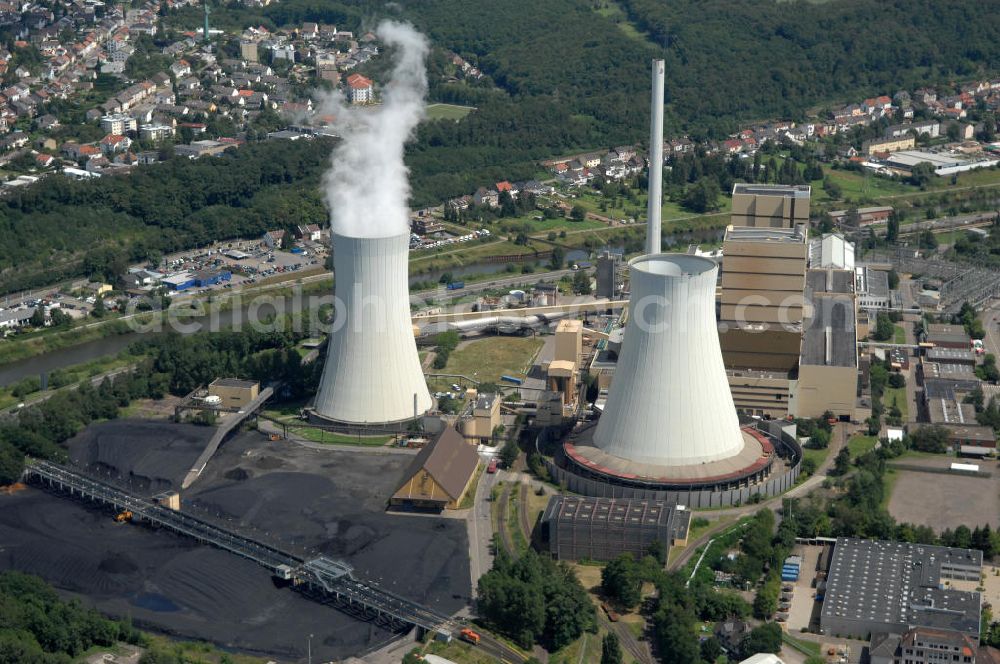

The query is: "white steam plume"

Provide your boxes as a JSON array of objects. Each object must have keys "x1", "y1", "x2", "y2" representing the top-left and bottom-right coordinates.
[{"x1": 320, "y1": 20, "x2": 429, "y2": 239}]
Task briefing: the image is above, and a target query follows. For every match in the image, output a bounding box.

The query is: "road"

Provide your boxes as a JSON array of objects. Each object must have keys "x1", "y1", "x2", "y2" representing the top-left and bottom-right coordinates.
[
  {"x1": 982, "y1": 299, "x2": 1000, "y2": 360},
  {"x1": 468, "y1": 464, "x2": 500, "y2": 594},
  {"x1": 0, "y1": 362, "x2": 135, "y2": 420},
  {"x1": 668, "y1": 423, "x2": 849, "y2": 572}
]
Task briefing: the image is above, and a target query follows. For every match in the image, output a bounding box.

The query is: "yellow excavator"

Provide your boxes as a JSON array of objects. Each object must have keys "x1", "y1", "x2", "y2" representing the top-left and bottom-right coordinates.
[{"x1": 113, "y1": 510, "x2": 133, "y2": 523}]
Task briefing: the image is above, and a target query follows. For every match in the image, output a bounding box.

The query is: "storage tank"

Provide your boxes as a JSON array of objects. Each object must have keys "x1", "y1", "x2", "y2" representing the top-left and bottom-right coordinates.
[
  {"x1": 592, "y1": 254, "x2": 745, "y2": 466},
  {"x1": 313, "y1": 231, "x2": 433, "y2": 424}
]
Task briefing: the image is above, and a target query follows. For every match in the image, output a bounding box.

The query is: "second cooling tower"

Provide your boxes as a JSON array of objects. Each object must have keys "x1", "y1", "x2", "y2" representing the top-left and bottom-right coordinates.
[
  {"x1": 593, "y1": 254, "x2": 745, "y2": 465},
  {"x1": 313, "y1": 231, "x2": 433, "y2": 425}
]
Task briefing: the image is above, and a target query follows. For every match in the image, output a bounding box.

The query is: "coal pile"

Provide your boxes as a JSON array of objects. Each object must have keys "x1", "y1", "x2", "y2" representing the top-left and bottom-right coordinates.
[
  {"x1": 67, "y1": 420, "x2": 209, "y2": 494},
  {"x1": 3, "y1": 422, "x2": 472, "y2": 661}
]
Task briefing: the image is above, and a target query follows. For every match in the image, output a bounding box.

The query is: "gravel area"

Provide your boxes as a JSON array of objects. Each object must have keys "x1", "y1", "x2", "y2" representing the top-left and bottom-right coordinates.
[{"x1": 2, "y1": 422, "x2": 470, "y2": 662}]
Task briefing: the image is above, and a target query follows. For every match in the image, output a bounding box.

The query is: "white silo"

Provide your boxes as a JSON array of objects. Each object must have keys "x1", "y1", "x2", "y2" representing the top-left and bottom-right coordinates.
[
  {"x1": 313, "y1": 231, "x2": 433, "y2": 425},
  {"x1": 593, "y1": 254, "x2": 745, "y2": 465}
]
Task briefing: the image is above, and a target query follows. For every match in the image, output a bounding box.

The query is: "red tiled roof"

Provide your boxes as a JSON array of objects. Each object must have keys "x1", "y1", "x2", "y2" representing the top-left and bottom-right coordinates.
[{"x1": 346, "y1": 73, "x2": 372, "y2": 89}]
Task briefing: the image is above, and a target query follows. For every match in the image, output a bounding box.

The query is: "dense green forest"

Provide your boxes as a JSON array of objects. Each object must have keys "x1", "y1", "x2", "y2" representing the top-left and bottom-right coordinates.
[{"x1": 0, "y1": 571, "x2": 144, "y2": 662}]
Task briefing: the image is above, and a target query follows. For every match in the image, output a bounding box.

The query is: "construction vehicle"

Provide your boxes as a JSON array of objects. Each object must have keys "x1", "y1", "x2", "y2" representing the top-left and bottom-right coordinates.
[
  {"x1": 113, "y1": 510, "x2": 133, "y2": 523},
  {"x1": 459, "y1": 628, "x2": 480, "y2": 645}
]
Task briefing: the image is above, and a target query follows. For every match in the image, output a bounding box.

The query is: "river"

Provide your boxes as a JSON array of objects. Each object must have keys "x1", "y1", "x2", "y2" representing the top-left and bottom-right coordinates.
[{"x1": 0, "y1": 251, "x2": 599, "y2": 387}]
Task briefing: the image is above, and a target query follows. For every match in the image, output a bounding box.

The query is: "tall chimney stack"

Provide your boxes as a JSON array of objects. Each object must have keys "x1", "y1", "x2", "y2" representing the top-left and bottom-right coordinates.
[{"x1": 646, "y1": 59, "x2": 665, "y2": 255}]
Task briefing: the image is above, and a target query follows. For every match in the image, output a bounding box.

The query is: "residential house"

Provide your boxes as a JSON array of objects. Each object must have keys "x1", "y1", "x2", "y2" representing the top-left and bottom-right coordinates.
[
  {"x1": 262, "y1": 229, "x2": 285, "y2": 249},
  {"x1": 100, "y1": 134, "x2": 131, "y2": 154},
  {"x1": 345, "y1": 72, "x2": 373, "y2": 104},
  {"x1": 295, "y1": 224, "x2": 322, "y2": 241},
  {"x1": 473, "y1": 187, "x2": 499, "y2": 208},
  {"x1": 495, "y1": 181, "x2": 518, "y2": 199}
]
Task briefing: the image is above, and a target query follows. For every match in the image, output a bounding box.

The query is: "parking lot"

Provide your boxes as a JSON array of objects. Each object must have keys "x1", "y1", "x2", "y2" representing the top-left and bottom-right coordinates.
[{"x1": 785, "y1": 543, "x2": 827, "y2": 632}]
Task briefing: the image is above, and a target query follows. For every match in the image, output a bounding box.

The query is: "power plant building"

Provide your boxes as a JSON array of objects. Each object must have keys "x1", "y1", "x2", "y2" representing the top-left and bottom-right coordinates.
[
  {"x1": 542, "y1": 495, "x2": 691, "y2": 562},
  {"x1": 730, "y1": 183, "x2": 811, "y2": 228},
  {"x1": 312, "y1": 232, "x2": 433, "y2": 427},
  {"x1": 795, "y1": 270, "x2": 860, "y2": 418},
  {"x1": 720, "y1": 224, "x2": 809, "y2": 372},
  {"x1": 551, "y1": 255, "x2": 802, "y2": 506}
]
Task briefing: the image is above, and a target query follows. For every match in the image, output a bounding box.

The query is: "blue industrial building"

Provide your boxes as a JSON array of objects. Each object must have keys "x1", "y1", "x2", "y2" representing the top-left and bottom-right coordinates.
[{"x1": 163, "y1": 270, "x2": 232, "y2": 291}]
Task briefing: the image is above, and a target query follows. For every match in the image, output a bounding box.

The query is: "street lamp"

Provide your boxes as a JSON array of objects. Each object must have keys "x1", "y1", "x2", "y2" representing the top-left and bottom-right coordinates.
[{"x1": 308, "y1": 633, "x2": 313, "y2": 664}]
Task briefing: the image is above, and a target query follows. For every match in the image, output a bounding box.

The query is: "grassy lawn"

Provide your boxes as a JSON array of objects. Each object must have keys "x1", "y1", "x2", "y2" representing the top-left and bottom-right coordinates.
[
  {"x1": 881, "y1": 467, "x2": 900, "y2": 509},
  {"x1": 884, "y1": 386, "x2": 909, "y2": 420},
  {"x1": 507, "y1": 488, "x2": 529, "y2": 552},
  {"x1": 592, "y1": 0, "x2": 657, "y2": 48},
  {"x1": 425, "y1": 103, "x2": 476, "y2": 121},
  {"x1": 435, "y1": 336, "x2": 544, "y2": 386},
  {"x1": 802, "y1": 445, "x2": 832, "y2": 470},
  {"x1": 458, "y1": 462, "x2": 485, "y2": 510},
  {"x1": 782, "y1": 633, "x2": 821, "y2": 657},
  {"x1": 288, "y1": 426, "x2": 392, "y2": 446},
  {"x1": 140, "y1": 634, "x2": 271, "y2": 663},
  {"x1": 847, "y1": 435, "x2": 877, "y2": 458},
  {"x1": 894, "y1": 324, "x2": 907, "y2": 345},
  {"x1": 420, "y1": 639, "x2": 506, "y2": 664},
  {"x1": 815, "y1": 168, "x2": 912, "y2": 203}
]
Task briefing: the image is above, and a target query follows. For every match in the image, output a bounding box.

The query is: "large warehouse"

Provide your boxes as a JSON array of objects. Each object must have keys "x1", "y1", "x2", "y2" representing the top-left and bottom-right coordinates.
[
  {"x1": 820, "y1": 538, "x2": 982, "y2": 641},
  {"x1": 541, "y1": 495, "x2": 691, "y2": 561}
]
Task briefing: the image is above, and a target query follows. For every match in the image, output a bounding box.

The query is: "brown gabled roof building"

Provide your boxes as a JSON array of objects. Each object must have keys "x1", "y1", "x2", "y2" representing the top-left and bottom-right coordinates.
[{"x1": 390, "y1": 426, "x2": 479, "y2": 511}]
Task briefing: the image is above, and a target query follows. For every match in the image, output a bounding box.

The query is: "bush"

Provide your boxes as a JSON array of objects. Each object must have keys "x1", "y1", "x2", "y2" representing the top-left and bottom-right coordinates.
[
  {"x1": 602, "y1": 553, "x2": 643, "y2": 609},
  {"x1": 909, "y1": 425, "x2": 950, "y2": 453},
  {"x1": 888, "y1": 373, "x2": 906, "y2": 389}
]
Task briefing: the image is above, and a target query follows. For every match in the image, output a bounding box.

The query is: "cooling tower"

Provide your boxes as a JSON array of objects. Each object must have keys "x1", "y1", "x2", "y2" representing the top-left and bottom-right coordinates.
[
  {"x1": 593, "y1": 254, "x2": 745, "y2": 465},
  {"x1": 313, "y1": 231, "x2": 433, "y2": 424}
]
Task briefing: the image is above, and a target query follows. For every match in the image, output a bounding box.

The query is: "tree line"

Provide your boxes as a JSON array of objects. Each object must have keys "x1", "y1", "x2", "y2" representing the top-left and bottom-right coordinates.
[
  {"x1": 0, "y1": 571, "x2": 145, "y2": 663},
  {"x1": 0, "y1": 321, "x2": 316, "y2": 485},
  {"x1": 0, "y1": 138, "x2": 333, "y2": 295}
]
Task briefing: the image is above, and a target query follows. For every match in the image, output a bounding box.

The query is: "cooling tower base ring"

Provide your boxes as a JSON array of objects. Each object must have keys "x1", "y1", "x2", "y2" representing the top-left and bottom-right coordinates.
[
  {"x1": 304, "y1": 407, "x2": 425, "y2": 433},
  {"x1": 558, "y1": 425, "x2": 779, "y2": 493}
]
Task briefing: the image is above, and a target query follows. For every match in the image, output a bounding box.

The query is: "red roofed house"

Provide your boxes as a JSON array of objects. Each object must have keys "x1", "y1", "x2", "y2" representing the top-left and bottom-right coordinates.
[
  {"x1": 35, "y1": 153, "x2": 54, "y2": 167},
  {"x1": 495, "y1": 180, "x2": 518, "y2": 198},
  {"x1": 100, "y1": 134, "x2": 131, "y2": 155},
  {"x1": 345, "y1": 73, "x2": 373, "y2": 104}
]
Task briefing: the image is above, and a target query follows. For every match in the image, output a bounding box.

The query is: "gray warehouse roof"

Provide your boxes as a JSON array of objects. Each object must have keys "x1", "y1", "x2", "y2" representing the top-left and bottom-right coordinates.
[
  {"x1": 725, "y1": 226, "x2": 806, "y2": 243},
  {"x1": 822, "y1": 538, "x2": 982, "y2": 638},
  {"x1": 926, "y1": 347, "x2": 976, "y2": 364},
  {"x1": 926, "y1": 324, "x2": 971, "y2": 347},
  {"x1": 800, "y1": 294, "x2": 857, "y2": 367},
  {"x1": 732, "y1": 183, "x2": 812, "y2": 199},
  {"x1": 807, "y1": 269, "x2": 854, "y2": 294}
]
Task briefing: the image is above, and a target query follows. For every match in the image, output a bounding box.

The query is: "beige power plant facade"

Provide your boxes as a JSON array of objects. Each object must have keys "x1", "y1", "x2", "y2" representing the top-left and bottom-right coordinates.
[
  {"x1": 719, "y1": 225, "x2": 808, "y2": 372},
  {"x1": 730, "y1": 183, "x2": 811, "y2": 228},
  {"x1": 719, "y1": 184, "x2": 862, "y2": 421}
]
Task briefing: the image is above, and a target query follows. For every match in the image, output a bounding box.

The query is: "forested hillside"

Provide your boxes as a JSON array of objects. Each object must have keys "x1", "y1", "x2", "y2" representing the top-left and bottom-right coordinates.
[{"x1": 616, "y1": 0, "x2": 999, "y2": 133}]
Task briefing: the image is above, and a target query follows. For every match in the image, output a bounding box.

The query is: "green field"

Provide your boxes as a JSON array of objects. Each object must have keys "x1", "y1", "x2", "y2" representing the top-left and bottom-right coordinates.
[
  {"x1": 847, "y1": 435, "x2": 877, "y2": 458},
  {"x1": 433, "y1": 336, "x2": 543, "y2": 387},
  {"x1": 593, "y1": 0, "x2": 657, "y2": 47},
  {"x1": 884, "y1": 386, "x2": 909, "y2": 420},
  {"x1": 802, "y1": 445, "x2": 832, "y2": 472},
  {"x1": 894, "y1": 324, "x2": 907, "y2": 345},
  {"x1": 287, "y1": 426, "x2": 392, "y2": 446},
  {"x1": 426, "y1": 103, "x2": 476, "y2": 121}
]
